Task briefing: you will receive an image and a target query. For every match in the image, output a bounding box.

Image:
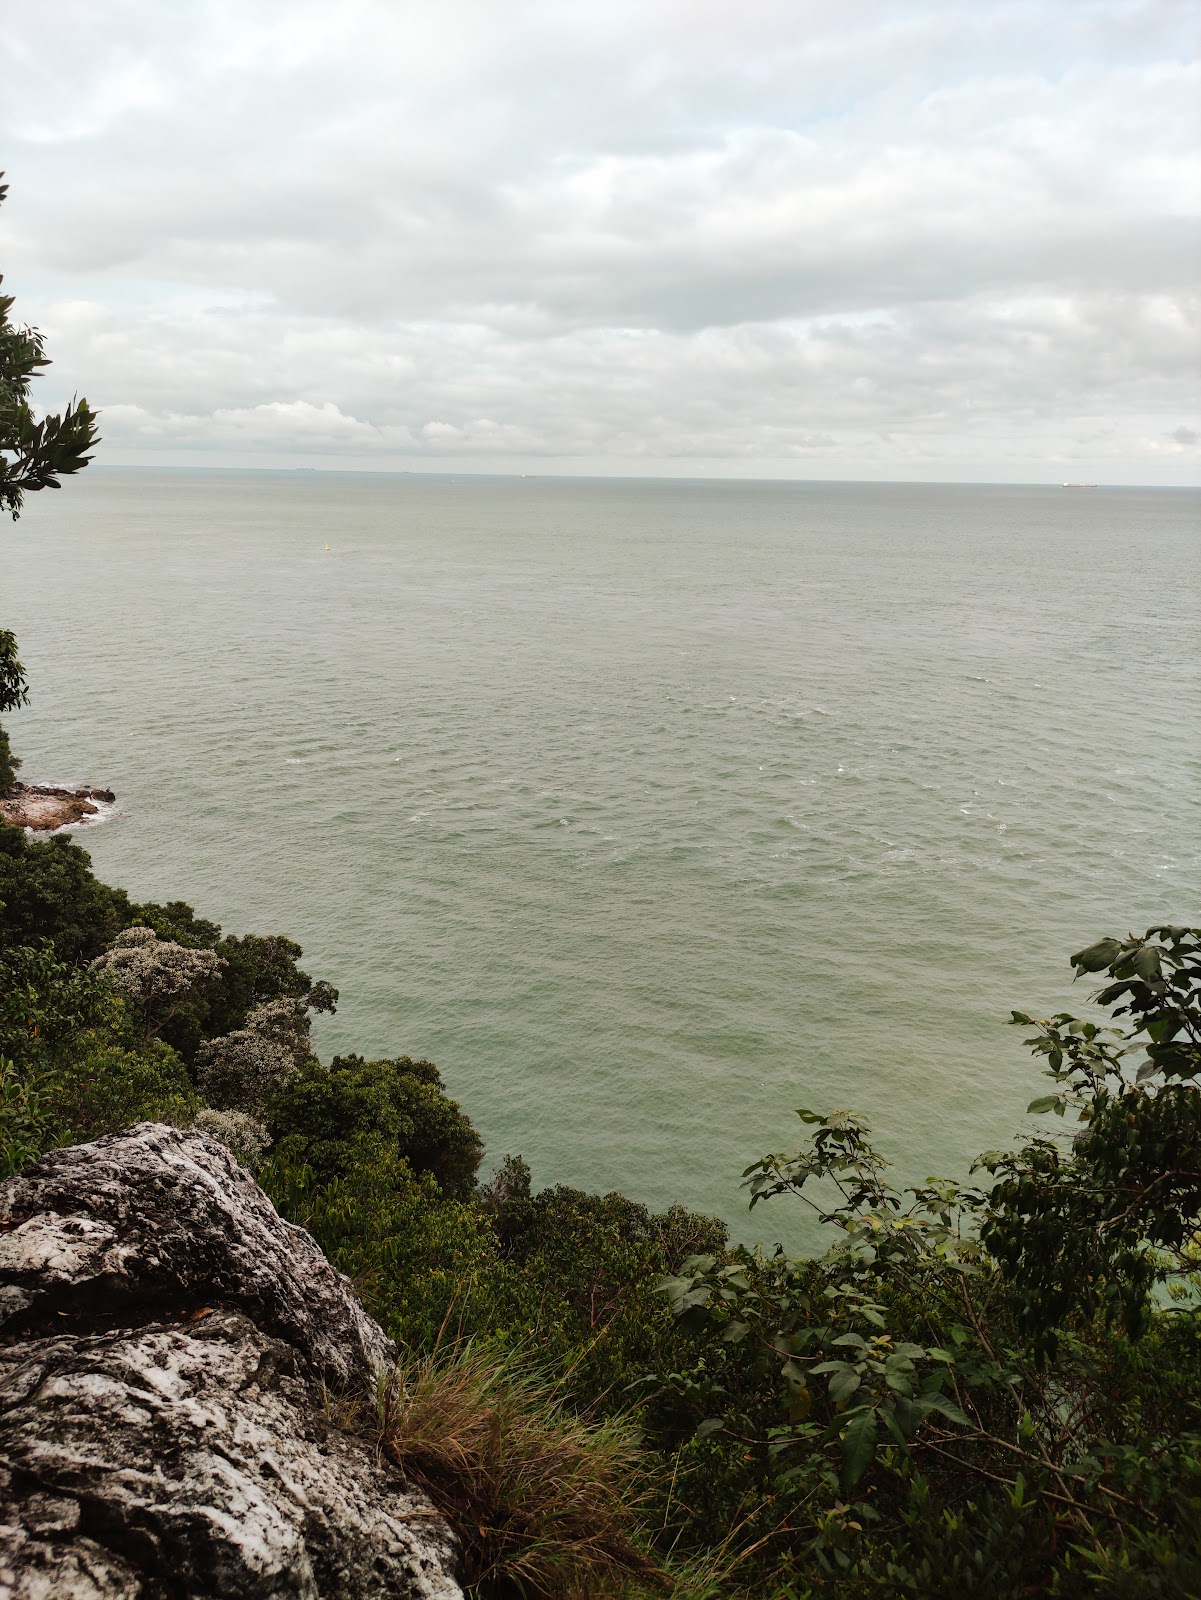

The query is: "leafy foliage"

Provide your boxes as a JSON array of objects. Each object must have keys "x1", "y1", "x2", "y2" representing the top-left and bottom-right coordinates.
[
  {"x1": 1, "y1": 815, "x2": 1199, "y2": 1598},
  {"x1": 643, "y1": 927, "x2": 1201, "y2": 1592},
  {"x1": 0, "y1": 174, "x2": 99, "y2": 522},
  {"x1": 0, "y1": 629, "x2": 27, "y2": 717},
  {"x1": 192, "y1": 1106, "x2": 270, "y2": 1169},
  {"x1": 198, "y1": 996, "x2": 314, "y2": 1115},
  {"x1": 0, "y1": 829, "x2": 133, "y2": 961},
  {"x1": 136, "y1": 904, "x2": 338, "y2": 1063},
  {"x1": 0, "y1": 631, "x2": 24, "y2": 787},
  {"x1": 91, "y1": 925, "x2": 226, "y2": 1042},
  {"x1": 270, "y1": 1051, "x2": 483, "y2": 1199},
  {"x1": 259, "y1": 1146, "x2": 497, "y2": 1348},
  {"x1": 1, "y1": 174, "x2": 98, "y2": 786},
  {"x1": 0, "y1": 940, "x2": 198, "y2": 1172},
  {"x1": 982, "y1": 926, "x2": 1201, "y2": 1351},
  {"x1": 0, "y1": 725, "x2": 19, "y2": 792}
]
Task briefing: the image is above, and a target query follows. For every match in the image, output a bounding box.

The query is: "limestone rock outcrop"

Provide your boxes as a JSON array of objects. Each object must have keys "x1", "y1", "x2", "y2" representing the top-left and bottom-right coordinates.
[{"x1": 0, "y1": 1124, "x2": 463, "y2": 1600}]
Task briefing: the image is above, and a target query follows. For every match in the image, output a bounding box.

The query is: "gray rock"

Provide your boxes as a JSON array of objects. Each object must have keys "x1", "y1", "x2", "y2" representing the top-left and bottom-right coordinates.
[
  {"x1": 0, "y1": 1125, "x2": 463, "y2": 1599},
  {"x1": 0, "y1": 1122, "x2": 393, "y2": 1386}
]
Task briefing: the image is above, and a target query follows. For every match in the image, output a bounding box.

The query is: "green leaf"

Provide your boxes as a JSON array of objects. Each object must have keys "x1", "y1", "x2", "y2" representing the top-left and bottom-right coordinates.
[
  {"x1": 1071, "y1": 938, "x2": 1122, "y2": 974},
  {"x1": 829, "y1": 1368, "x2": 862, "y2": 1405},
  {"x1": 841, "y1": 1407, "x2": 878, "y2": 1487},
  {"x1": 1026, "y1": 1095, "x2": 1062, "y2": 1114},
  {"x1": 788, "y1": 1387, "x2": 812, "y2": 1423},
  {"x1": 920, "y1": 1392, "x2": 971, "y2": 1427},
  {"x1": 880, "y1": 1404, "x2": 909, "y2": 1447},
  {"x1": 694, "y1": 1417, "x2": 725, "y2": 1441},
  {"x1": 1131, "y1": 945, "x2": 1162, "y2": 980}
]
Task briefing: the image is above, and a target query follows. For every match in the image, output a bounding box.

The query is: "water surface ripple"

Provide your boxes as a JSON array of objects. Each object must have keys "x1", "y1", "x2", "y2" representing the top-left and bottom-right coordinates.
[{"x1": 6, "y1": 473, "x2": 1198, "y2": 1241}]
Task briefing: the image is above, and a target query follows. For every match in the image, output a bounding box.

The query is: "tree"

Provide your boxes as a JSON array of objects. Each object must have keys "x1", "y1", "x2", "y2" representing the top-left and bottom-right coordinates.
[
  {"x1": 1, "y1": 172, "x2": 99, "y2": 790},
  {"x1": 981, "y1": 925, "x2": 1201, "y2": 1351},
  {"x1": 91, "y1": 926, "x2": 225, "y2": 1042},
  {"x1": 269, "y1": 1052, "x2": 484, "y2": 1198},
  {"x1": 0, "y1": 631, "x2": 26, "y2": 790},
  {"x1": 0, "y1": 176, "x2": 98, "y2": 522},
  {"x1": 0, "y1": 828, "x2": 133, "y2": 960},
  {"x1": 197, "y1": 995, "x2": 315, "y2": 1117}
]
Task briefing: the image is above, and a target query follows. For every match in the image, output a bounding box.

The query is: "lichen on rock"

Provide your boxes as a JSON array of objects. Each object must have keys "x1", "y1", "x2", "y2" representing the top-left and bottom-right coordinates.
[{"x1": 0, "y1": 1124, "x2": 463, "y2": 1599}]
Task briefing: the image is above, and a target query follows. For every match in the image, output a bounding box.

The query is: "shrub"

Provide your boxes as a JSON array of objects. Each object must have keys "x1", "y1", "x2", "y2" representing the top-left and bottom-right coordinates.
[
  {"x1": 0, "y1": 1053, "x2": 59, "y2": 1177},
  {"x1": 193, "y1": 1106, "x2": 270, "y2": 1169},
  {"x1": 58, "y1": 1034, "x2": 200, "y2": 1140},
  {"x1": 133, "y1": 906, "x2": 338, "y2": 1064},
  {"x1": 0, "y1": 829, "x2": 132, "y2": 962},
  {"x1": 270, "y1": 1052, "x2": 484, "y2": 1198},
  {"x1": 197, "y1": 996, "x2": 313, "y2": 1115},
  {"x1": 260, "y1": 1145, "x2": 498, "y2": 1347}
]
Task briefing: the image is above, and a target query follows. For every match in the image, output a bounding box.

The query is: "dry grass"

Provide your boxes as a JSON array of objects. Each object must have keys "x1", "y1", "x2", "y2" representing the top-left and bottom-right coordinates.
[{"x1": 364, "y1": 1343, "x2": 667, "y2": 1599}]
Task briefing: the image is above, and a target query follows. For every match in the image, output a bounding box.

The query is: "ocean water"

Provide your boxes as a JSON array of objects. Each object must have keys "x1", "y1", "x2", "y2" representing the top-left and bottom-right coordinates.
[{"x1": 4, "y1": 471, "x2": 1198, "y2": 1243}]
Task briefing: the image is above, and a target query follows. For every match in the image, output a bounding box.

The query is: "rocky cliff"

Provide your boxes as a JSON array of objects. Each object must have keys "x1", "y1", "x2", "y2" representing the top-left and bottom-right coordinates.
[{"x1": 0, "y1": 1123, "x2": 463, "y2": 1600}]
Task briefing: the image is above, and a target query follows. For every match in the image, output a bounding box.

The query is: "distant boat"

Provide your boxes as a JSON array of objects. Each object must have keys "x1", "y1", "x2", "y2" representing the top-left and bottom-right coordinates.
[
  {"x1": 324, "y1": 543, "x2": 331, "y2": 551},
  {"x1": 1062, "y1": 482, "x2": 1098, "y2": 489}
]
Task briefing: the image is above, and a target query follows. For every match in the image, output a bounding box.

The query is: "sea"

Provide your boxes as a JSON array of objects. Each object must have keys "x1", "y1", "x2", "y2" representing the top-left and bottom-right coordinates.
[{"x1": 5, "y1": 470, "x2": 1198, "y2": 1244}]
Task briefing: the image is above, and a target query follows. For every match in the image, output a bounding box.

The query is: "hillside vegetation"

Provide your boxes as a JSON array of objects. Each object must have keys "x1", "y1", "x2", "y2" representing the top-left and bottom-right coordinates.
[{"x1": 1, "y1": 822, "x2": 1198, "y2": 1597}]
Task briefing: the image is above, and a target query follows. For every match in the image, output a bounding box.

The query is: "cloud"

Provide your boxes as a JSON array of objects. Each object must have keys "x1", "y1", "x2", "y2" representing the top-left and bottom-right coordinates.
[{"x1": 3, "y1": 0, "x2": 1199, "y2": 479}]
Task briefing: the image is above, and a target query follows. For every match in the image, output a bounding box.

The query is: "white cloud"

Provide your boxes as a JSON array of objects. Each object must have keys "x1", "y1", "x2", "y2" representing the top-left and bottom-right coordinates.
[{"x1": 2, "y1": 0, "x2": 1198, "y2": 479}]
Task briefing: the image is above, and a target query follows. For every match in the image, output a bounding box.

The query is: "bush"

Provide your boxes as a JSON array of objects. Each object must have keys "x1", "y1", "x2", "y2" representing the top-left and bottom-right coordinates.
[
  {"x1": 270, "y1": 1052, "x2": 484, "y2": 1199},
  {"x1": 0, "y1": 1053, "x2": 59, "y2": 1177},
  {"x1": 198, "y1": 997, "x2": 313, "y2": 1115},
  {"x1": 125, "y1": 906, "x2": 337, "y2": 1066},
  {"x1": 486, "y1": 1183, "x2": 728, "y2": 1408},
  {"x1": 260, "y1": 1145, "x2": 498, "y2": 1347},
  {"x1": 0, "y1": 830, "x2": 132, "y2": 962},
  {"x1": 59, "y1": 1034, "x2": 200, "y2": 1141},
  {"x1": 192, "y1": 1107, "x2": 270, "y2": 1169},
  {"x1": 0, "y1": 725, "x2": 19, "y2": 791}
]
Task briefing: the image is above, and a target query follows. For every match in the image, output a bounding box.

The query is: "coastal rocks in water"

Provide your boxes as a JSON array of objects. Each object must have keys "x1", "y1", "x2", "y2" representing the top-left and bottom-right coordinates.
[
  {"x1": 0, "y1": 1125, "x2": 463, "y2": 1600},
  {"x1": 0, "y1": 783, "x2": 115, "y2": 832}
]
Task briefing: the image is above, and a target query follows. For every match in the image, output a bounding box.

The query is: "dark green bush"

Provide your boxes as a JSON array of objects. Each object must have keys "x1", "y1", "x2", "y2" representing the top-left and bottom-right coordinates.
[
  {"x1": 0, "y1": 829, "x2": 132, "y2": 962},
  {"x1": 0, "y1": 725, "x2": 19, "y2": 791},
  {"x1": 270, "y1": 1053, "x2": 483, "y2": 1199}
]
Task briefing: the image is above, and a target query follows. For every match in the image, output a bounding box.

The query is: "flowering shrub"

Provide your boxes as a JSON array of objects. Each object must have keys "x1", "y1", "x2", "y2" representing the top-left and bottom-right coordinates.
[
  {"x1": 197, "y1": 996, "x2": 314, "y2": 1115},
  {"x1": 193, "y1": 1107, "x2": 270, "y2": 1170},
  {"x1": 91, "y1": 926, "x2": 225, "y2": 1040}
]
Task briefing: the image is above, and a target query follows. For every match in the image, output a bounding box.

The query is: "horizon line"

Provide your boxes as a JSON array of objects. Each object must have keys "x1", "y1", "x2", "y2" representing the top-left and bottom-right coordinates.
[{"x1": 84, "y1": 463, "x2": 1199, "y2": 491}]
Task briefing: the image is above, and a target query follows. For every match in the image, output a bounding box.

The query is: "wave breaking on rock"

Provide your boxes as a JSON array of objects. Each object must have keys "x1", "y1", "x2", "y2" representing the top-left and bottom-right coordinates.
[{"x1": 0, "y1": 782, "x2": 116, "y2": 833}]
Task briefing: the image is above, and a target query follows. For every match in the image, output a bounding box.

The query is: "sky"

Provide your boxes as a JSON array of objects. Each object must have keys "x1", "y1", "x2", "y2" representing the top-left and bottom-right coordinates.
[{"x1": 3, "y1": 0, "x2": 1199, "y2": 483}]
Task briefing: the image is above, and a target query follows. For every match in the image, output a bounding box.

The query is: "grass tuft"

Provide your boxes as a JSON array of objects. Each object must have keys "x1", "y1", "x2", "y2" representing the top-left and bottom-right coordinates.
[{"x1": 364, "y1": 1342, "x2": 667, "y2": 1599}]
